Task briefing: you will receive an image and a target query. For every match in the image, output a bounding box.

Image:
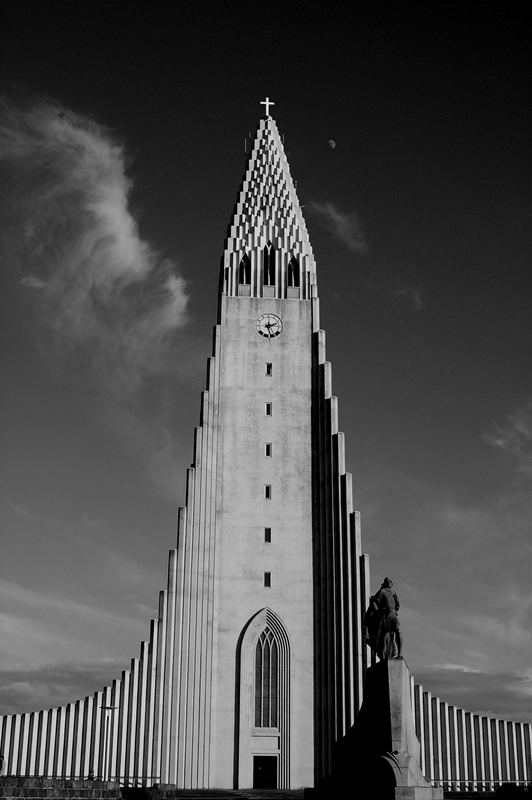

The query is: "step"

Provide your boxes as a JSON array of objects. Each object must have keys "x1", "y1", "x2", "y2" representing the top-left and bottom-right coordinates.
[
  {"x1": 0, "y1": 779, "x2": 121, "y2": 800},
  {"x1": 156, "y1": 792, "x2": 305, "y2": 795}
]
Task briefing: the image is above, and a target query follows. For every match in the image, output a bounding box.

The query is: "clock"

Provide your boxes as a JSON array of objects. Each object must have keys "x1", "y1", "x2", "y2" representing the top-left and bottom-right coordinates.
[{"x1": 256, "y1": 313, "x2": 283, "y2": 338}]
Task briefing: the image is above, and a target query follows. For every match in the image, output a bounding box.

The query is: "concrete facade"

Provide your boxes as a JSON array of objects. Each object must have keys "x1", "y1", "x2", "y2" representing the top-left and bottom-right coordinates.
[{"x1": 213, "y1": 295, "x2": 315, "y2": 789}]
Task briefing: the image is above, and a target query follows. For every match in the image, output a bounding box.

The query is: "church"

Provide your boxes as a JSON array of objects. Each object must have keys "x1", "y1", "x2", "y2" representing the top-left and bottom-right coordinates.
[{"x1": 1, "y1": 102, "x2": 530, "y2": 794}]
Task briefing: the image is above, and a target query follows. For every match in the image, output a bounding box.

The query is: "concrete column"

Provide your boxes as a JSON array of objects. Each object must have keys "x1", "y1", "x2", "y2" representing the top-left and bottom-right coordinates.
[
  {"x1": 73, "y1": 700, "x2": 84, "y2": 777},
  {"x1": 56, "y1": 708, "x2": 66, "y2": 776},
  {"x1": 109, "y1": 680, "x2": 120, "y2": 780},
  {"x1": 82, "y1": 696, "x2": 93, "y2": 778},
  {"x1": 441, "y1": 702, "x2": 451, "y2": 789},
  {"x1": 510, "y1": 721, "x2": 519, "y2": 781},
  {"x1": 519, "y1": 723, "x2": 528, "y2": 782},
  {"x1": 27, "y1": 712, "x2": 37, "y2": 775},
  {"x1": 152, "y1": 590, "x2": 167, "y2": 781},
  {"x1": 424, "y1": 691, "x2": 434, "y2": 781},
  {"x1": 433, "y1": 697, "x2": 442, "y2": 785},
  {"x1": 64, "y1": 702, "x2": 75, "y2": 776},
  {"x1": 117, "y1": 671, "x2": 130, "y2": 780},
  {"x1": 137, "y1": 643, "x2": 149, "y2": 776},
  {"x1": 458, "y1": 709, "x2": 468, "y2": 789},
  {"x1": 494, "y1": 718, "x2": 502, "y2": 785},
  {"x1": 37, "y1": 710, "x2": 48, "y2": 776},
  {"x1": 467, "y1": 713, "x2": 477, "y2": 788}
]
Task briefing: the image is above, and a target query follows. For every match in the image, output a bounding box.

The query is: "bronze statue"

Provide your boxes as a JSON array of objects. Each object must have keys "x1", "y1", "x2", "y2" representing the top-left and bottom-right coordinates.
[{"x1": 364, "y1": 577, "x2": 403, "y2": 659}]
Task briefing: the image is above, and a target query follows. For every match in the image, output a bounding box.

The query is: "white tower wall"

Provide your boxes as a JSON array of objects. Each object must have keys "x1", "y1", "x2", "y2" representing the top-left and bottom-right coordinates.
[{"x1": 211, "y1": 295, "x2": 315, "y2": 788}]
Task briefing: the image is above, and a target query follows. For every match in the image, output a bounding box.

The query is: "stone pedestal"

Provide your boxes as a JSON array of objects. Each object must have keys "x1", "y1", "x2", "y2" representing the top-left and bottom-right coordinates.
[{"x1": 324, "y1": 659, "x2": 443, "y2": 799}]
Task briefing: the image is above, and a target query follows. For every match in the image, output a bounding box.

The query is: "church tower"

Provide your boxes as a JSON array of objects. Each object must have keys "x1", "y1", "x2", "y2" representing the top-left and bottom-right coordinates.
[
  {"x1": 0, "y1": 104, "x2": 371, "y2": 792},
  {"x1": 3, "y1": 102, "x2": 532, "y2": 793},
  {"x1": 159, "y1": 104, "x2": 370, "y2": 789}
]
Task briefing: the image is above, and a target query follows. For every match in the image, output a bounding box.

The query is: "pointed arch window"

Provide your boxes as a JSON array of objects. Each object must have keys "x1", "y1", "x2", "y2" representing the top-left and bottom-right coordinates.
[
  {"x1": 263, "y1": 242, "x2": 276, "y2": 286},
  {"x1": 239, "y1": 254, "x2": 251, "y2": 284},
  {"x1": 287, "y1": 256, "x2": 300, "y2": 287},
  {"x1": 237, "y1": 608, "x2": 290, "y2": 787},
  {"x1": 254, "y1": 627, "x2": 279, "y2": 727}
]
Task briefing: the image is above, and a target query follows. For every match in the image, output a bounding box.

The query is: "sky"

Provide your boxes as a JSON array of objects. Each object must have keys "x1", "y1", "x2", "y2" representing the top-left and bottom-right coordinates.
[{"x1": 0, "y1": 1, "x2": 531, "y2": 722}]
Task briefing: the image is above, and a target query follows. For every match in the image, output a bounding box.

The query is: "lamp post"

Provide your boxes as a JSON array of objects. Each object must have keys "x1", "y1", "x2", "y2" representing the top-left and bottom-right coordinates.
[{"x1": 101, "y1": 705, "x2": 117, "y2": 782}]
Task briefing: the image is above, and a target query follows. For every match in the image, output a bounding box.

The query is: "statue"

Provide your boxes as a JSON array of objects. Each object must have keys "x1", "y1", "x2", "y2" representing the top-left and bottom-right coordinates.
[{"x1": 365, "y1": 577, "x2": 403, "y2": 659}]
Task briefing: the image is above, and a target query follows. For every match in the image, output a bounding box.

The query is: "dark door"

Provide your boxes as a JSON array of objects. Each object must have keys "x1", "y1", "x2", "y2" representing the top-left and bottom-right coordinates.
[{"x1": 253, "y1": 755, "x2": 277, "y2": 788}]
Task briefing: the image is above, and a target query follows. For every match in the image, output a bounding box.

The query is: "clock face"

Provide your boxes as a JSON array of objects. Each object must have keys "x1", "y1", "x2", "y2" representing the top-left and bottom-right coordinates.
[{"x1": 257, "y1": 313, "x2": 283, "y2": 338}]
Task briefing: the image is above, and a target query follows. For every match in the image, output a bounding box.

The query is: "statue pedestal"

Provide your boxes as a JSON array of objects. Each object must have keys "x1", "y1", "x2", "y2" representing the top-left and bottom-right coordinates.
[{"x1": 328, "y1": 659, "x2": 442, "y2": 799}]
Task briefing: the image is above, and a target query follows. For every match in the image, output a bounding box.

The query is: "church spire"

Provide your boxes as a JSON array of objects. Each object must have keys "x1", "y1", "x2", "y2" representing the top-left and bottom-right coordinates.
[{"x1": 221, "y1": 106, "x2": 317, "y2": 300}]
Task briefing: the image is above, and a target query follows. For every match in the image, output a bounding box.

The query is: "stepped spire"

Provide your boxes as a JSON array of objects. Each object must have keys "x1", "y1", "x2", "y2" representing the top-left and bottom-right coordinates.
[{"x1": 221, "y1": 110, "x2": 317, "y2": 299}]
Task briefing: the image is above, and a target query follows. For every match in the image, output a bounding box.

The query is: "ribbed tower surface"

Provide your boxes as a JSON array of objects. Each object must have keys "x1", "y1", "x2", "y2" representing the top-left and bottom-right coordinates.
[{"x1": 221, "y1": 115, "x2": 317, "y2": 300}]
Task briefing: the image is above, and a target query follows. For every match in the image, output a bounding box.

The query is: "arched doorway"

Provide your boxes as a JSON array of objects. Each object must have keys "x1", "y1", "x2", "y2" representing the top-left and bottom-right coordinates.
[{"x1": 236, "y1": 608, "x2": 290, "y2": 788}]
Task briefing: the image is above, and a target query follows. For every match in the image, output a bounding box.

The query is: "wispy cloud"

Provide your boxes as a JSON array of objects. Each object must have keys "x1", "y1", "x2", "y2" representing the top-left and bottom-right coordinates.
[
  {"x1": 0, "y1": 93, "x2": 189, "y2": 399},
  {"x1": 0, "y1": 660, "x2": 127, "y2": 714},
  {"x1": 0, "y1": 577, "x2": 150, "y2": 672},
  {"x1": 0, "y1": 575, "x2": 157, "y2": 712},
  {"x1": 413, "y1": 664, "x2": 532, "y2": 721},
  {"x1": 19, "y1": 274, "x2": 46, "y2": 289},
  {"x1": 485, "y1": 401, "x2": 532, "y2": 478},
  {"x1": 307, "y1": 202, "x2": 428, "y2": 311},
  {"x1": 308, "y1": 201, "x2": 368, "y2": 253},
  {"x1": 388, "y1": 284, "x2": 426, "y2": 311}
]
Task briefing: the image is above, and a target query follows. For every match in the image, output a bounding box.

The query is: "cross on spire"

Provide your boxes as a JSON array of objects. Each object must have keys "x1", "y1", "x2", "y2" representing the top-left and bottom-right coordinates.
[{"x1": 260, "y1": 96, "x2": 275, "y2": 117}]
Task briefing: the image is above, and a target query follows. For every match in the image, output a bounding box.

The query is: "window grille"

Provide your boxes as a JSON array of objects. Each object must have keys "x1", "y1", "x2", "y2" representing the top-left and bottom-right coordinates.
[{"x1": 254, "y1": 627, "x2": 278, "y2": 726}]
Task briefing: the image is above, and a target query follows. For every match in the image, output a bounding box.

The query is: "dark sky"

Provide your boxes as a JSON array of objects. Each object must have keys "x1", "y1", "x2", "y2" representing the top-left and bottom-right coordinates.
[{"x1": 1, "y1": 1, "x2": 531, "y2": 720}]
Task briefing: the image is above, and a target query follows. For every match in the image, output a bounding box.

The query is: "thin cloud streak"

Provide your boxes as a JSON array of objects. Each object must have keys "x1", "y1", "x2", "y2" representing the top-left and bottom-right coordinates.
[
  {"x1": 308, "y1": 200, "x2": 368, "y2": 253},
  {"x1": 413, "y1": 664, "x2": 532, "y2": 722},
  {"x1": 0, "y1": 577, "x2": 149, "y2": 628},
  {"x1": 0, "y1": 94, "x2": 189, "y2": 400},
  {"x1": 0, "y1": 577, "x2": 151, "y2": 672},
  {"x1": 0, "y1": 660, "x2": 127, "y2": 715},
  {"x1": 485, "y1": 401, "x2": 532, "y2": 478},
  {"x1": 388, "y1": 284, "x2": 426, "y2": 311}
]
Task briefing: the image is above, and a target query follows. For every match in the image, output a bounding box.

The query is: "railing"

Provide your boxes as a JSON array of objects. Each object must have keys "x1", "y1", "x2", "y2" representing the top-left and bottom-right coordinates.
[
  {"x1": 113, "y1": 777, "x2": 161, "y2": 787},
  {"x1": 0, "y1": 775, "x2": 161, "y2": 787},
  {"x1": 432, "y1": 778, "x2": 532, "y2": 792}
]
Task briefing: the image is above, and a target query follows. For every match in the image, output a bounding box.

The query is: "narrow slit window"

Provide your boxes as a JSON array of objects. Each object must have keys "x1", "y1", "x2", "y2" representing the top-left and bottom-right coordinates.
[
  {"x1": 238, "y1": 254, "x2": 251, "y2": 284},
  {"x1": 287, "y1": 255, "x2": 300, "y2": 287},
  {"x1": 265, "y1": 402, "x2": 272, "y2": 416},
  {"x1": 265, "y1": 484, "x2": 271, "y2": 499},
  {"x1": 264, "y1": 527, "x2": 271, "y2": 543},
  {"x1": 264, "y1": 572, "x2": 271, "y2": 588},
  {"x1": 265, "y1": 362, "x2": 273, "y2": 376},
  {"x1": 265, "y1": 442, "x2": 272, "y2": 457},
  {"x1": 263, "y1": 242, "x2": 276, "y2": 285}
]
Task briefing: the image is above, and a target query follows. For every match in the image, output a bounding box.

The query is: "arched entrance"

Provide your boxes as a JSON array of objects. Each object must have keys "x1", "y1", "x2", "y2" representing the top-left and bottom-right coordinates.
[{"x1": 236, "y1": 608, "x2": 290, "y2": 789}]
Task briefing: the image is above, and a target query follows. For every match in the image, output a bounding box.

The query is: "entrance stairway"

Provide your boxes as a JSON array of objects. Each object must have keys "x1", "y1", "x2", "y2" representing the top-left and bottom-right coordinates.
[
  {"x1": 0, "y1": 778, "x2": 122, "y2": 800},
  {"x1": 0, "y1": 781, "x2": 305, "y2": 800},
  {"x1": 128, "y1": 791, "x2": 305, "y2": 800}
]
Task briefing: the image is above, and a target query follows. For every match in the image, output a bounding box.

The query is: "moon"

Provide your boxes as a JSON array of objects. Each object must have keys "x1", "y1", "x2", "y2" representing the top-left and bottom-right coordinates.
[{"x1": 328, "y1": 139, "x2": 336, "y2": 149}]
